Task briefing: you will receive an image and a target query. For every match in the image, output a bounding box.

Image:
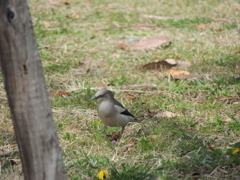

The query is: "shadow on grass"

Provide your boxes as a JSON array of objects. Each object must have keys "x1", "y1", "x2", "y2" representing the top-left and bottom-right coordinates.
[{"x1": 149, "y1": 117, "x2": 240, "y2": 179}]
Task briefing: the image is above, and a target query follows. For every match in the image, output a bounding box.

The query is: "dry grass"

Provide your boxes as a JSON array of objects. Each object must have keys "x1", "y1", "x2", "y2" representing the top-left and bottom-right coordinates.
[{"x1": 0, "y1": 0, "x2": 240, "y2": 179}]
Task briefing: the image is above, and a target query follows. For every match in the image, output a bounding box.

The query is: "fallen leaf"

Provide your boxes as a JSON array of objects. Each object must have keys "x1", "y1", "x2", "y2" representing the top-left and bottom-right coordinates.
[
  {"x1": 197, "y1": 24, "x2": 206, "y2": 29},
  {"x1": 126, "y1": 141, "x2": 135, "y2": 147},
  {"x1": 165, "y1": 69, "x2": 190, "y2": 76},
  {"x1": 176, "y1": 60, "x2": 192, "y2": 68},
  {"x1": 117, "y1": 43, "x2": 129, "y2": 50},
  {"x1": 164, "y1": 59, "x2": 178, "y2": 65},
  {"x1": 154, "y1": 111, "x2": 180, "y2": 118},
  {"x1": 10, "y1": 159, "x2": 21, "y2": 166},
  {"x1": 217, "y1": 96, "x2": 240, "y2": 104},
  {"x1": 165, "y1": 59, "x2": 192, "y2": 68},
  {"x1": 54, "y1": 91, "x2": 71, "y2": 96},
  {"x1": 199, "y1": 166, "x2": 207, "y2": 170},
  {"x1": 192, "y1": 172, "x2": 200, "y2": 177},
  {"x1": 63, "y1": 2, "x2": 70, "y2": 5},
  {"x1": 216, "y1": 28, "x2": 223, "y2": 33},
  {"x1": 139, "y1": 60, "x2": 176, "y2": 71},
  {"x1": 232, "y1": 148, "x2": 240, "y2": 155},
  {"x1": 210, "y1": 144, "x2": 215, "y2": 149},
  {"x1": 129, "y1": 35, "x2": 170, "y2": 50},
  {"x1": 66, "y1": 13, "x2": 79, "y2": 19},
  {"x1": 224, "y1": 118, "x2": 232, "y2": 122},
  {"x1": 173, "y1": 74, "x2": 202, "y2": 80},
  {"x1": 148, "y1": 135, "x2": 158, "y2": 139},
  {"x1": 151, "y1": 54, "x2": 161, "y2": 58},
  {"x1": 106, "y1": 132, "x2": 121, "y2": 141},
  {"x1": 139, "y1": 59, "x2": 191, "y2": 71},
  {"x1": 147, "y1": 109, "x2": 156, "y2": 117},
  {"x1": 125, "y1": 93, "x2": 136, "y2": 100},
  {"x1": 43, "y1": 21, "x2": 53, "y2": 28}
]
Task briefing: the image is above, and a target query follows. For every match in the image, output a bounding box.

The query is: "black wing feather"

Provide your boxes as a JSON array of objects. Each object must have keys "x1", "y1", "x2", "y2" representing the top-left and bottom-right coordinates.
[
  {"x1": 114, "y1": 99, "x2": 135, "y2": 117},
  {"x1": 121, "y1": 109, "x2": 135, "y2": 117}
]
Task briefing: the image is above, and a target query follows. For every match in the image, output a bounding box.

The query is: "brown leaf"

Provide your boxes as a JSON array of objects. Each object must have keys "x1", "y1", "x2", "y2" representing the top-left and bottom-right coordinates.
[
  {"x1": 67, "y1": 13, "x2": 79, "y2": 19},
  {"x1": 165, "y1": 69, "x2": 190, "y2": 76},
  {"x1": 175, "y1": 60, "x2": 192, "y2": 68},
  {"x1": 173, "y1": 74, "x2": 202, "y2": 80},
  {"x1": 148, "y1": 135, "x2": 158, "y2": 139},
  {"x1": 94, "y1": 82, "x2": 107, "y2": 87},
  {"x1": 54, "y1": 91, "x2": 71, "y2": 96},
  {"x1": 217, "y1": 96, "x2": 240, "y2": 104},
  {"x1": 10, "y1": 159, "x2": 21, "y2": 166},
  {"x1": 43, "y1": 21, "x2": 53, "y2": 28},
  {"x1": 63, "y1": 2, "x2": 70, "y2": 5},
  {"x1": 126, "y1": 141, "x2": 135, "y2": 147},
  {"x1": 139, "y1": 59, "x2": 191, "y2": 71},
  {"x1": 154, "y1": 111, "x2": 180, "y2": 118},
  {"x1": 164, "y1": 59, "x2": 192, "y2": 68},
  {"x1": 117, "y1": 43, "x2": 129, "y2": 50},
  {"x1": 216, "y1": 28, "x2": 223, "y2": 33},
  {"x1": 129, "y1": 35, "x2": 170, "y2": 50},
  {"x1": 197, "y1": 24, "x2": 206, "y2": 29},
  {"x1": 192, "y1": 172, "x2": 200, "y2": 176},
  {"x1": 210, "y1": 144, "x2": 215, "y2": 149},
  {"x1": 147, "y1": 109, "x2": 155, "y2": 117},
  {"x1": 139, "y1": 60, "x2": 176, "y2": 71},
  {"x1": 106, "y1": 132, "x2": 121, "y2": 141},
  {"x1": 125, "y1": 93, "x2": 136, "y2": 100},
  {"x1": 224, "y1": 118, "x2": 232, "y2": 122}
]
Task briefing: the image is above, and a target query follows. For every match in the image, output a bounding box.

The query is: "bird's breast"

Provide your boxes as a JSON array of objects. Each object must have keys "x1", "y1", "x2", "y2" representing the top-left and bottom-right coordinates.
[{"x1": 97, "y1": 101, "x2": 115, "y2": 118}]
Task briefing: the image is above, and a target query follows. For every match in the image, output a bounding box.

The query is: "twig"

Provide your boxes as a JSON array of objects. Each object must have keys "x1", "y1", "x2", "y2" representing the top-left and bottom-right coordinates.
[
  {"x1": 0, "y1": 151, "x2": 18, "y2": 157},
  {"x1": 209, "y1": 166, "x2": 219, "y2": 176},
  {"x1": 96, "y1": 24, "x2": 158, "y2": 31},
  {"x1": 68, "y1": 87, "x2": 145, "y2": 93}
]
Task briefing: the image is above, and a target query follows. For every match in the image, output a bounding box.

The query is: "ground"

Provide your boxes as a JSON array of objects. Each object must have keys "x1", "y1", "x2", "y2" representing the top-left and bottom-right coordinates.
[{"x1": 0, "y1": 0, "x2": 239, "y2": 179}]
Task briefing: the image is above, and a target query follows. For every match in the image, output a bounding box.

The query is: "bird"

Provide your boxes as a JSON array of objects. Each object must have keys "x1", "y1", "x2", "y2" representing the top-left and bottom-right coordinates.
[{"x1": 91, "y1": 88, "x2": 138, "y2": 134}]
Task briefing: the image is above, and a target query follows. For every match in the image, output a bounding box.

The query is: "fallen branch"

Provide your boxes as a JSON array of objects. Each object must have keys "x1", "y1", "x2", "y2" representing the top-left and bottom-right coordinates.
[
  {"x1": 67, "y1": 87, "x2": 145, "y2": 93},
  {"x1": 96, "y1": 24, "x2": 158, "y2": 31},
  {"x1": 0, "y1": 151, "x2": 18, "y2": 157}
]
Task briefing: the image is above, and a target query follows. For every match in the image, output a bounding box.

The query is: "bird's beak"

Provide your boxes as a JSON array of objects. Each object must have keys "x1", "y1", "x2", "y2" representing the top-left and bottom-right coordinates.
[{"x1": 91, "y1": 96, "x2": 98, "y2": 100}]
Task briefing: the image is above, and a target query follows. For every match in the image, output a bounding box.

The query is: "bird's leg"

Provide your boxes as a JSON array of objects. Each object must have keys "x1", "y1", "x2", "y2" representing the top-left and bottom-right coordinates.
[{"x1": 121, "y1": 126, "x2": 125, "y2": 135}]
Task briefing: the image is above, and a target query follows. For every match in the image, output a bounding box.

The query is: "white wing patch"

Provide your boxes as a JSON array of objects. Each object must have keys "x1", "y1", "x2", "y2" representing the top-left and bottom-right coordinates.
[{"x1": 114, "y1": 104, "x2": 126, "y2": 114}]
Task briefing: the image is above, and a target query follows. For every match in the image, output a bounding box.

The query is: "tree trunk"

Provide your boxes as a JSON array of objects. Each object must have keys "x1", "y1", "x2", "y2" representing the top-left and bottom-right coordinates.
[{"x1": 0, "y1": 1, "x2": 66, "y2": 179}]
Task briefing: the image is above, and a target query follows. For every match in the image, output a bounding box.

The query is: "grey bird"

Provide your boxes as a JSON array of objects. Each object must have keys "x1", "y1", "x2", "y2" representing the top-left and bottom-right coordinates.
[{"x1": 91, "y1": 88, "x2": 138, "y2": 134}]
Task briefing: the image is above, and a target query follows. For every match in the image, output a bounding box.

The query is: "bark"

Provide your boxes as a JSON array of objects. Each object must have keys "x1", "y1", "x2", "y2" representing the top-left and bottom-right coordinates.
[{"x1": 0, "y1": 0, "x2": 66, "y2": 179}]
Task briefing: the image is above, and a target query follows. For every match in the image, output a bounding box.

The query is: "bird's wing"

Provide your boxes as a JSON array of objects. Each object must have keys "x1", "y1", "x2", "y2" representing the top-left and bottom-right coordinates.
[
  {"x1": 120, "y1": 109, "x2": 135, "y2": 117},
  {"x1": 113, "y1": 101, "x2": 135, "y2": 118}
]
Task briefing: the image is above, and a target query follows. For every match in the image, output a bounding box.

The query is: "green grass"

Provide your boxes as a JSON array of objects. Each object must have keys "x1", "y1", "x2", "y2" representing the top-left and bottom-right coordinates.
[{"x1": 0, "y1": 0, "x2": 240, "y2": 179}]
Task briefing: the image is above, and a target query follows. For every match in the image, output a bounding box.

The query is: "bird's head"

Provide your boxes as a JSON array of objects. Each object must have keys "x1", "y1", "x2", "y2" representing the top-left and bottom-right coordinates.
[{"x1": 91, "y1": 88, "x2": 114, "y2": 100}]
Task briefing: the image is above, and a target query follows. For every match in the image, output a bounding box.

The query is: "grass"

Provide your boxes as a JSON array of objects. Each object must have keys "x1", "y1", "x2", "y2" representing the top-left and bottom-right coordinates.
[{"x1": 0, "y1": 0, "x2": 240, "y2": 179}]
